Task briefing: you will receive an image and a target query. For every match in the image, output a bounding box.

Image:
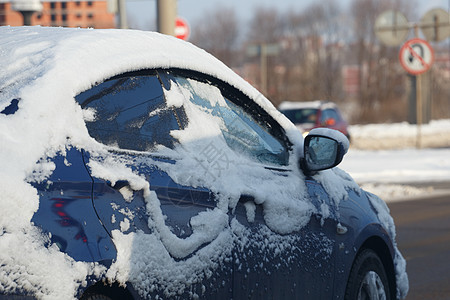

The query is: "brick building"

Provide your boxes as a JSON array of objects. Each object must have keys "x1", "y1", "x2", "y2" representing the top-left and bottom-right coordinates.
[{"x1": 0, "y1": 0, "x2": 115, "y2": 28}]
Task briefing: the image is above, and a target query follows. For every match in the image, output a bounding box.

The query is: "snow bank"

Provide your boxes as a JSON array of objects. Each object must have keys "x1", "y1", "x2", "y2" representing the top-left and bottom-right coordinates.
[
  {"x1": 341, "y1": 148, "x2": 450, "y2": 184},
  {"x1": 350, "y1": 119, "x2": 450, "y2": 150}
]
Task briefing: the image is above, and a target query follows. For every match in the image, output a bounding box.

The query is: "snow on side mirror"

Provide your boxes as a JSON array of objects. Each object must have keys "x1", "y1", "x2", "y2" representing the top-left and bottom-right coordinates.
[{"x1": 300, "y1": 128, "x2": 349, "y2": 175}]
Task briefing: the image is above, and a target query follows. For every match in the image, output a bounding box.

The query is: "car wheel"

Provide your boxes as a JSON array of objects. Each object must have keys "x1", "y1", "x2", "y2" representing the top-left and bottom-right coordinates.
[{"x1": 345, "y1": 249, "x2": 390, "y2": 300}]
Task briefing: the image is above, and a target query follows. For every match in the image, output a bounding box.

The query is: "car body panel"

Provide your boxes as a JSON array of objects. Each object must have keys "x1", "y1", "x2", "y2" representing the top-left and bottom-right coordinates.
[
  {"x1": 31, "y1": 148, "x2": 116, "y2": 263},
  {"x1": 73, "y1": 69, "x2": 341, "y2": 298}
]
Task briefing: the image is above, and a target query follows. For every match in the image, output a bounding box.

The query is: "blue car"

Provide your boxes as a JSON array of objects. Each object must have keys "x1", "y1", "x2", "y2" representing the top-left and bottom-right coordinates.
[{"x1": 0, "y1": 27, "x2": 408, "y2": 300}]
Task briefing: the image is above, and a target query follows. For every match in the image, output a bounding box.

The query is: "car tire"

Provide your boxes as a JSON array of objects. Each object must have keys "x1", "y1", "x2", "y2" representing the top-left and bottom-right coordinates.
[{"x1": 344, "y1": 249, "x2": 391, "y2": 300}]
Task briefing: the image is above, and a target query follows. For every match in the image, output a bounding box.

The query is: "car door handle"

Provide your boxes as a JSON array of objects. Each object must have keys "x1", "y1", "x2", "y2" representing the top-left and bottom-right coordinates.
[
  {"x1": 238, "y1": 194, "x2": 255, "y2": 203},
  {"x1": 107, "y1": 180, "x2": 130, "y2": 190}
]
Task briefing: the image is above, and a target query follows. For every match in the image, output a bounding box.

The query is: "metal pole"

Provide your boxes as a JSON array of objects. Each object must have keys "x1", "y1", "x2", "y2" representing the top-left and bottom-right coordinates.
[
  {"x1": 413, "y1": 24, "x2": 423, "y2": 149},
  {"x1": 21, "y1": 11, "x2": 34, "y2": 26},
  {"x1": 416, "y1": 74, "x2": 422, "y2": 148},
  {"x1": 157, "y1": 0, "x2": 176, "y2": 36},
  {"x1": 117, "y1": 0, "x2": 127, "y2": 29},
  {"x1": 260, "y1": 44, "x2": 267, "y2": 95}
]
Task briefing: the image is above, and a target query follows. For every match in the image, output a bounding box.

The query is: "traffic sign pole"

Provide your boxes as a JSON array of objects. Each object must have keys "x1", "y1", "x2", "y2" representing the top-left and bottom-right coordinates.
[
  {"x1": 399, "y1": 38, "x2": 434, "y2": 148},
  {"x1": 157, "y1": 0, "x2": 176, "y2": 36},
  {"x1": 375, "y1": 9, "x2": 447, "y2": 148}
]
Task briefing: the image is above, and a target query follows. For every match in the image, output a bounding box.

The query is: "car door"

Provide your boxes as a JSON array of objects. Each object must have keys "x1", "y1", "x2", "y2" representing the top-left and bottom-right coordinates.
[
  {"x1": 160, "y1": 70, "x2": 340, "y2": 299},
  {"x1": 75, "y1": 71, "x2": 234, "y2": 299},
  {"x1": 75, "y1": 69, "x2": 340, "y2": 299},
  {"x1": 31, "y1": 147, "x2": 117, "y2": 263}
]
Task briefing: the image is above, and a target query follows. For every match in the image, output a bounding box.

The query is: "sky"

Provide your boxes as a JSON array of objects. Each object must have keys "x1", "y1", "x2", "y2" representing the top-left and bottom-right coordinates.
[{"x1": 125, "y1": 0, "x2": 450, "y2": 31}]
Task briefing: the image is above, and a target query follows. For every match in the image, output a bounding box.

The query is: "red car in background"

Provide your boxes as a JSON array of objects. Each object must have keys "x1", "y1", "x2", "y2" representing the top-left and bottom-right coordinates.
[{"x1": 279, "y1": 101, "x2": 351, "y2": 141}]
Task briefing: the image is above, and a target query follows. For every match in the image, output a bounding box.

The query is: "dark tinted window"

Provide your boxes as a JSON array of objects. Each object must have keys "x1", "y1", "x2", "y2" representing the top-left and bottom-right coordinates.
[
  {"x1": 281, "y1": 108, "x2": 318, "y2": 124},
  {"x1": 76, "y1": 73, "x2": 182, "y2": 152},
  {"x1": 320, "y1": 108, "x2": 341, "y2": 123}
]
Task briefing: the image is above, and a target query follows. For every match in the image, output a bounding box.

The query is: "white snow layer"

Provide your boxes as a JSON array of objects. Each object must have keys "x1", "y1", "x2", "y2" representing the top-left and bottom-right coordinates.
[{"x1": 0, "y1": 26, "x2": 407, "y2": 299}]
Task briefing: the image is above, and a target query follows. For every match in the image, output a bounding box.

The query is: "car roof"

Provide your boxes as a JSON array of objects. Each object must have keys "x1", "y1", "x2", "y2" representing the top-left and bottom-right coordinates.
[
  {"x1": 0, "y1": 26, "x2": 252, "y2": 101},
  {"x1": 278, "y1": 100, "x2": 338, "y2": 110},
  {"x1": 0, "y1": 26, "x2": 301, "y2": 144}
]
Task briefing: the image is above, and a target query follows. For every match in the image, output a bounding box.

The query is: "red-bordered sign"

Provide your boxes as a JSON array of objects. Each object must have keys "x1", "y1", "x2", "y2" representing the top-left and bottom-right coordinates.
[
  {"x1": 175, "y1": 17, "x2": 190, "y2": 41},
  {"x1": 399, "y1": 38, "x2": 434, "y2": 75}
]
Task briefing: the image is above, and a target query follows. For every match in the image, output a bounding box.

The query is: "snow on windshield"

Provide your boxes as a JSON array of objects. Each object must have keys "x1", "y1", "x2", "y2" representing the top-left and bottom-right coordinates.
[{"x1": 0, "y1": 26, "x2": 407, "y2": 299}]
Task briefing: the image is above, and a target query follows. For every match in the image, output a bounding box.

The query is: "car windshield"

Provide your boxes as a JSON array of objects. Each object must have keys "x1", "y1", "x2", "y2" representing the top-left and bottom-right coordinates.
[{"x1": 281, "y1": 108, "x2": 318, "y2": 124}]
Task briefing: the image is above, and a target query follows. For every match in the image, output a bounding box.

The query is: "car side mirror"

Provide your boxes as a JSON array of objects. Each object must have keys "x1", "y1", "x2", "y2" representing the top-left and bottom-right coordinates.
[{"x1": 300, "y1": 128, "x2": 349, "y2": 175}]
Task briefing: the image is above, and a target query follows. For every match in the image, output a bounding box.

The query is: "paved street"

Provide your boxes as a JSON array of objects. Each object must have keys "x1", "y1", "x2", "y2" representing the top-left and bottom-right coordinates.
[{"x1": 388, "y1": 191, "x2": 450, "y2": 299}]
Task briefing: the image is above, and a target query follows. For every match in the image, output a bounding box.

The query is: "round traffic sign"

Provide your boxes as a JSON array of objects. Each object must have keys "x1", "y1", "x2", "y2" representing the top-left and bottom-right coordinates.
[
  {"x1": 375, "y1": 10, "x2": 409, "y2": 46},
  {"x1": 399, "y1": 38, "x2": 434, "y2": 75},
  {"x1": 175, "y1": 17, "x2": 190, "y2": 41},
  {"x1": 420, "y1": 8, "x2": 450, "y2": 42}
]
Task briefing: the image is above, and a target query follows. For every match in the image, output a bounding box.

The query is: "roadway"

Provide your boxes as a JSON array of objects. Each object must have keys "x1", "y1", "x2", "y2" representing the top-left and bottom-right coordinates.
[{"x1": 388, "y1": 188, "x2": 450, "y2": 299}]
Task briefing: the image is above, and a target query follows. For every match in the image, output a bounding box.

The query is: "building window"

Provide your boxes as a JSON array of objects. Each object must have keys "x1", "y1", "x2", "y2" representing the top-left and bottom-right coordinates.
[
  {"x1": 62, "y1": 14, "x2": 67, "y2": 21},
  {"x1": 76, "y1": 13, "x2": 82, "y2": 19},
  {"x1": 50, "y1": 2, "x2": 56, "y2": 9},
  {"x1": 76, "y1": 1, "x2": 81, "y2": 6},
  {"x1": 61, "y1": 2, "x2": 67, "y2": 9},
  {"x1": 51, "y1": 14, "x2": 56, "y2": 22},
  {"x1": 87, "y1": 13, "x2": 93, "y2": 19},
  {"x1": 87, "y1": 1, "x2": 93, "y2": 6}
]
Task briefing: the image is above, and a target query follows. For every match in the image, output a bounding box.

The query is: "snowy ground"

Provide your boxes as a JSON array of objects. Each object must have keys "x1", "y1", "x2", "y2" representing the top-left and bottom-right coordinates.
[{"x1": 340, "y1": 120, "x2": 450, "y2": 202}]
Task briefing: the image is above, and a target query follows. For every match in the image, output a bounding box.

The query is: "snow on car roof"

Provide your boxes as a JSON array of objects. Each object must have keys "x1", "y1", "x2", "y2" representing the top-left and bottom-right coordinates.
[{"x1": 0, "y1": 26, "x2": 297, "y2": 139}]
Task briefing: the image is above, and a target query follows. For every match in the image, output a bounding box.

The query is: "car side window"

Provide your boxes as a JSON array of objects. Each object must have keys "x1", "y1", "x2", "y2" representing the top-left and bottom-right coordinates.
[
  {"x1": 75, "y1": 72, "x2": 183, "y2": 152},
  {"x1": 168, "y1": 73, "x2": 289, "y2": 166}
]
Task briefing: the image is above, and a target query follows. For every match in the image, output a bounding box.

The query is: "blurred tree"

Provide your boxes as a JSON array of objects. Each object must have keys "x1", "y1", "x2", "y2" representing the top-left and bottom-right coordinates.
[
  {"x1": 246, "y1": 6, "x2": 282, "y2": 44},
  {"x1": 189, "y1": 0, "x2": 449, "y2": 123},
  {"x1": 244, "y1": 6, "x2": 283, "y2": 102},
  {"x1": 349, "y1": 0, "x2": 416, "y2": 123},
  {"x1": 430, "y1": 46, "x2": 450, "y2": 120},
  {"x1": 190, "y1": 6, "x2": 240, "y2": 67},
  {"x1": 286, "y1": 0, "x2": 345, "y2": 101},
  {"x1": 277, "y1": 1, "x2": 345, "y2": 106}
]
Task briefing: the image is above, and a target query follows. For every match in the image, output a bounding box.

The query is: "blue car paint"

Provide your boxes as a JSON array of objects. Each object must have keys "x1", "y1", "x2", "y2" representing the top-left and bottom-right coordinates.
[
  {"x1": 82, "y1": 151, "x2": 216, "y2": 238},
  {"x1": 332, "y1": 188, "x2": 396, "y2": 298},
  {"x1": 28, "y1": 146, "x2": 395, "y2": 299},
  {"x1": 0, "y1": 99, "x2": 19, "y2": 115},
  {"x1": 31, "y1": 148, "x2": 116, "y2": 263},
  {"x1": 81, "y1": 149, "x2": 341, "y2": 298},
  {"x1": 305, "y1": 177, "x2": 396, "y2": 299}
]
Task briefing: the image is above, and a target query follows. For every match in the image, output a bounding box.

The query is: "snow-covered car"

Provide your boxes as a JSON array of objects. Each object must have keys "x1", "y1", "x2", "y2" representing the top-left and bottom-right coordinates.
[
  {"x1": 279, "y1": 101, "x2": 351, "y2": 140},
  {"x1": 0, "y1": 27, "x2": 408, "y2": 300}
]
